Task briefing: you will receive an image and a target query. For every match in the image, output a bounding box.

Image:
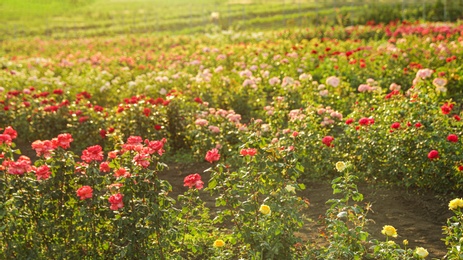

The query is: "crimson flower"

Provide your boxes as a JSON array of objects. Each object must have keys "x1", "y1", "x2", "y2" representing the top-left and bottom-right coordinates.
[
  {"x1": 99, "y1": 162, "x2": 111, "y2": 173},
  {"x1": 76, "y1": 186, "x2": 93, "y2": 200},
  {"x1": 345, "y1": 118, "x2": 354, "y2": 125},
  {"x1": 391, "y1": 122, "x2": 400, "y2": 129},
  {"x1": 447, "y1": 134, "x2": 458, "y2": 143},
  {"x1": 3, "y1": 126, "x2": 17, "y2": 139},
  {"x1": 133, "y1": 152, "x2": 150, "y2": 168},
  {"x1": 183, "y1": 173, "x2": 204, "y2": 190},
  {"x1": 55, "y1": 133, "x2": 73, "y2": 149},
  {"x1": 35, "y1": 165, "x2": 51, "y2": 180},
  {"x1": 205, "y1": 148, "x2": 220, "y2": 163},
  {"x1": 428, "y1": 150, "x2": 439, "y2": 160},
  {"x1": 240, "y1": 148, "x2": 257, "y2": 157},
  {"x1": 114, "y1": 168, "x2": 131, "y2": 178},
  {"x1": 0, "y1": 134, "x2": 12, "y2": 146},
  {"x1": 441, "y1": 102, "x2": 453, "y2": 115},
  {"x1": 143, "y1": 108, "x2": 150, "y2": 117},
  {"x1": 81, "y1": 145, "x2": 104, "y2": 163},
  {"x1": 31, "y1": 140, "x2": 55, "y2": 158},
  {"x1": 322, "y1": 136, "x2": 334, "y2": 147},
  {"x1": 358, "y1": 117, "x2": 370, "y2": 126},
  {"x1": 100, "y1": 129, "x2": 107, "y2": 138},
  {"x1": 6, "y1": 156, "x2": 32, "y2": 175},
  {"x1": 109, "y1": 193, "x2": 124, "y2": 210}
]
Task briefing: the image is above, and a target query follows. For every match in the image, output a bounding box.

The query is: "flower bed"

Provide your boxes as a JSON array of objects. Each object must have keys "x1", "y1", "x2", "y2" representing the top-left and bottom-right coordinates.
[{"x1": 2, "y1": 22, "x2": 463, "y2": 258}]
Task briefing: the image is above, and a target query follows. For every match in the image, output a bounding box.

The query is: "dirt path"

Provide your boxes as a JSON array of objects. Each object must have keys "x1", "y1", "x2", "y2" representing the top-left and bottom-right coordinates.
[{"x1": 160, "y1": 162, "x2": 452, "y2": 259}]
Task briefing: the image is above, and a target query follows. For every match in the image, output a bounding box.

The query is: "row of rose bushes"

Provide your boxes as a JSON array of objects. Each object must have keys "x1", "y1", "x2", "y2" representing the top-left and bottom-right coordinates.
[
  {"x1": 2, "y1": 126, "x2": 463, "y2": 259},
  {"x1": 1, "y1": 64, "x2": 462, "y2": 194},
  {"x1": 2, "y1": 22, "x2": 463, "y2": 111},
  {"x1": 1, "y1": 22, "x2": 463, "y2": 258}
]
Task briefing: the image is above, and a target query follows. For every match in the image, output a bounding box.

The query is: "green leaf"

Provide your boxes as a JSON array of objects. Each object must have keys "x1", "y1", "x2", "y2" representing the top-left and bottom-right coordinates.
[{"x1": 208, "y1": 179, "x2": 217, "y2": 189}]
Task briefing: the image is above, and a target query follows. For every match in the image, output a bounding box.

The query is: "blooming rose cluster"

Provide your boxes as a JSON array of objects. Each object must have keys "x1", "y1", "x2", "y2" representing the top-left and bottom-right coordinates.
[
  {"x1": 32, "y1": 133, "x2": 73, "y2": 158},
  {"x1": 240, "y1": 148, "x2": 257, "y2": 157},
  {"x1": 0, "y1": 126, "x2": 18, "y2": 146},
  {"x1": 3, "y1": 155, "x2": 32, "y2": 175}
]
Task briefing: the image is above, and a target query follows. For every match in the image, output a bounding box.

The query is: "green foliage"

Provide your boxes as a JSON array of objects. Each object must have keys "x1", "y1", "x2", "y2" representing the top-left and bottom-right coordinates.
[
  {"x1": 442, "y1": 199, "x2": 463, "y2": 259},
  {"x1": 206, "y1": 134, "x2": 309, "y2": 259}
]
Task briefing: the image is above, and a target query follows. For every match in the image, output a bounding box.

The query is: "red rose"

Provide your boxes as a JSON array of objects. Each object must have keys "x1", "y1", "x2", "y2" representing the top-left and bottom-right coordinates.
[
  {"x1": 447, "y1": 134, "x2": 458, "y2": 143},
  {"x1": 183, "y1": 173, "x2": 204, "y2": 189},
  {"x1": 454, "y1": 115, "x2": 461, "y2": 121},
  {"x1": 53, "y1": 89, "x2": 64, "y2": 95},
  {"x1": 0, "y1": 134, "x2": 12, "y2": 146},
  {"x1": 114, "y1": 168, "x2": 131, "y2": 178},
  {"x1": 415, "y1": 122, "x2": 422, "y2": 128},
  {"x1": 133, "y1": 153, "x2": 150, "y2": 168},
  {"x1": 79, "y1": 116, "x2": 89, "y2": 123},
  {"x1": 205, "y1": 148, "x2": 220, "y2": 163},
  {"x1": 109, "y1": 193, "x2": 124, "y2": 210},
  {"x1": 55, "y1": 133, "x2": 73, "y2": 149},
  {"x1": 6, "y1": 156, "x2": 32, "y2": 175},
  {"x1": 76, "y1": 186, "x2": 93, "y2": 200},
  {"x1": 143, "y1": 108, "x2": 150, "y2": 117},
  {"x1": 391, "y1": 122, "x2": 400, "y2": 129},
  {"x1": 145, "y1": 138, "x2": 167, "y2": 156},
  {"x1": 428, "y1": 150, "x2": 439, "y2": 160},
  {"x1": 100, "y1": 129, "x2": 107, "y2": 138},
  {"x1": 441, "y1": 102, "x2": 453, "y2": 115},
  {"x1": 345, "y1": 118, "x2": 354, "y2": 125},
  {"x1": 322, "y1": 136, "x2": 334, "y2": 147},
  {"x1": 34, "y1": 165, "x2": 51, "y2": 180},
  {"x1": 99, "y1": 161, "x2": 111, "y2": 172},
  {"x1": 358, "y1": 117, "x2": 370, "y2": 126},
  {"x1": 240, "y1": 148, "x2": 257, "y2": 157},
  {"x1": 3, "y1": 126, "x2": 18, "y2": 139},
  {"x1": 81, "y1": 145, "x2": 104, "y2": 163},
  {"x1": 194, "y1": 97, "x2": 203, "y2": 104}
]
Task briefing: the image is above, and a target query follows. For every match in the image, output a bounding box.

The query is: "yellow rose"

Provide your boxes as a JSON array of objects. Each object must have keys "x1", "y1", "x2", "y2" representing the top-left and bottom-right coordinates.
[
  {"x1": 259, "y1": 204, "x2": 271, "y2": 215},
  {"x1": 285, "y1": 185, "x2": 296, "y2": 193},
  {"x1": 381, "y1": 225, "x2": 398, "y2": 238},
  {"x1": 213, "y1": 239, "x2": 225, "y2": 248},
  {"x1": 448, "y1": 198, "x2": 463, "y2": 210},
  {"x1": 335, "y1": 161, "x2": 346, "y2": 172},
  {"x1": 415, "y1": 247, "x2": 429, "y2": 258},
  {"x1": 403, "y1": 239, "x2": 409, "y2": 246}
]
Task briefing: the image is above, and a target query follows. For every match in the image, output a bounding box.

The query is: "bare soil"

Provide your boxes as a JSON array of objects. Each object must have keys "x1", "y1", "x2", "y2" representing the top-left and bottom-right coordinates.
[{"x1": 160, "y1": 162, "x2": 453, "y2": 259}]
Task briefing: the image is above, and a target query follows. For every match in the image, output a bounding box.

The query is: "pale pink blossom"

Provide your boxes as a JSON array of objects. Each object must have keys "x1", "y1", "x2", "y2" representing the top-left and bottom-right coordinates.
[{"x1": 326, "y1": 76, "x2": 340, "y2": 87}]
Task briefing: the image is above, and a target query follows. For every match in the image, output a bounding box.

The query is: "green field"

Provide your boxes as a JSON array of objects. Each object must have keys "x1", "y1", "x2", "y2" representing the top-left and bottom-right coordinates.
[{"x1": 1, "y1": 0, "x2": 460, "y2": 40}]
